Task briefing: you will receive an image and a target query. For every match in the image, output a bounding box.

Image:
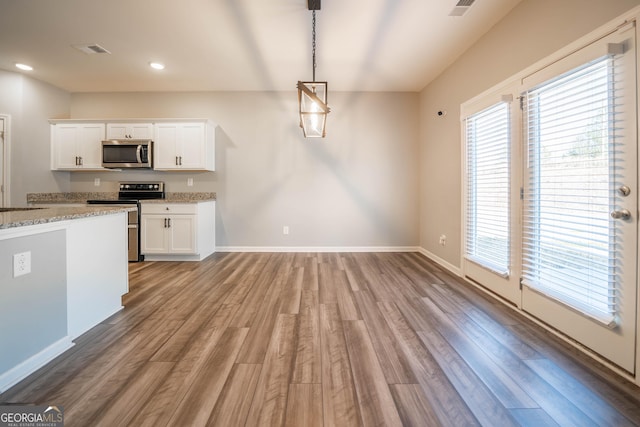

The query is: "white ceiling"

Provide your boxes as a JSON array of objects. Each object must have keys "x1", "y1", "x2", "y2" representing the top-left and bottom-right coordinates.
[{"x1": 0, "y1": 0, "x2": 522, "y2": 93}]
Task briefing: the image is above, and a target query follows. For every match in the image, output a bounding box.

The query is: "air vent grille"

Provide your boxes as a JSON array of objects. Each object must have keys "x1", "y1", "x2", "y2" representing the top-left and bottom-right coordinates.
[
  {"x1": 72, "y1": 43, "x2": 111, "y2": 55},
  {"x1": 450, "y1": 0, "x2": 476, "y2": 16}
]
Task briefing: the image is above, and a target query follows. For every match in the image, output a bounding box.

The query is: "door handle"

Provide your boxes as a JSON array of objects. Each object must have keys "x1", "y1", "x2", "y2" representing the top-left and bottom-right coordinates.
[{"x1": 610, "y1": 209, "x2": 631, "y2": 220}]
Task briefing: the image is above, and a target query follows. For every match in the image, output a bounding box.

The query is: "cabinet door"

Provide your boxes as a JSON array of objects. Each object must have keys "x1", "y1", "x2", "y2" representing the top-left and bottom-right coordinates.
[
  {"x1": 153, "y1": 124, "x2": 180, "y2": 169},
  {"x1": 179, "y1": 123, "x2": 206, "y2": 169},
  {"x1": 168, "y1": 215, "x2": 197, "y2": 253},
  {"x1": 53, "y1": 124, "x2": 81, "y2": 169},
  {"x1": 140, "y1": 215, "x2": 168, "y2": 254},
  {"x1": 107, "y1": 123, "x2": 154, "y2": 140},
  {"x1": 52, "y1": 123, "x2": 104, "y2": 169},
  {"x1": 77, "y1": 124, "x2": 105, "y2": 168}
]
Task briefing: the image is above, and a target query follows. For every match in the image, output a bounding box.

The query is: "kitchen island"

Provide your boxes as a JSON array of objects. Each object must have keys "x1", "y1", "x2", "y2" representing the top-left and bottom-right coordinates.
[{"x1": 0, "y1": 206, "x2": 132, "y2": 392}]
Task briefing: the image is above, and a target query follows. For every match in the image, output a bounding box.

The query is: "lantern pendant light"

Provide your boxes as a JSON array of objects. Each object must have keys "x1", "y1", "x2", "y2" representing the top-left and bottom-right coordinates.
[{"x1": 297, "y1": 0, "x2": 330, "y2": 138}]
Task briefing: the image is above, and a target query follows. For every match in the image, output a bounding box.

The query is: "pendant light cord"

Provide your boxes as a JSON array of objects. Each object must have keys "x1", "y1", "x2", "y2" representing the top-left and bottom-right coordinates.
[{"x1": 312, "y1": 10, "x2": 317, "y2": 82}]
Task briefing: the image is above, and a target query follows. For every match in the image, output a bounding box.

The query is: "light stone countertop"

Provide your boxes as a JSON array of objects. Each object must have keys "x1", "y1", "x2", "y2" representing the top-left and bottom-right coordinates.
[
  {"x1": 141, "y1": 192, "x2": 216, "y2": 203},
  {"x1": 0, "y1": 206, "x2": 136, "y2": 230},
  {"x1": 26, "y1": 192, "x2": 216, "y2": 204}
]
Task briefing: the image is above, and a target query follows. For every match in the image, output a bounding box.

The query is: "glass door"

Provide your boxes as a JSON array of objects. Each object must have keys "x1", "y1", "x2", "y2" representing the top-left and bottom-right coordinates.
[
  {"x1": 520, "y1": 24, "x2": 637, "y2": 373},
  {"x1": 462, "y1": 86, "x2": 522, "y2": 306}
]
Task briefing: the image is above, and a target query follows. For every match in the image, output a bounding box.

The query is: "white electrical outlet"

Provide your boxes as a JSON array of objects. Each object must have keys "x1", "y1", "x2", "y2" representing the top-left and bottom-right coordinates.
[
  {"x1": 187, "y1": 178, "x2": 193, "y2": 187},
  {"x1": 13, "y1": 251, "x2": 31, "y2": 277},
  {"x1": 94, "y1": 178, "x2": 100, "y2": 187},
  {"x1": 283, "y1": 226, "x2": 289, "y2": 235},
  {"x1": 439, "y1": 235, "x2": 447, "y2": 246}
]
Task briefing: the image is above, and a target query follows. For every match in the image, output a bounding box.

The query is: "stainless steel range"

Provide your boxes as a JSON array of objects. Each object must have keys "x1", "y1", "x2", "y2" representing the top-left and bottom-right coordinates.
[{"x1": 87, "y1": 181, "x2": 165, "y2": 262}]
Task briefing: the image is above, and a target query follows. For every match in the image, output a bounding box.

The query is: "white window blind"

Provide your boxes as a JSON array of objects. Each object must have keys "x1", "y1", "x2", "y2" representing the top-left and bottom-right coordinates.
[
  {"x1": 465, "y1": 102, "x2": 511, "y2": 276},
  {"x1": 522, "y1": 55, "x2": 620, "y2": 326}
]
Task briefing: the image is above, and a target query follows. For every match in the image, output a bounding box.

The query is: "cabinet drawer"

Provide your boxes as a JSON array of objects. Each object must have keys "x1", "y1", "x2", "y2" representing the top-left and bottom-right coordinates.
[{"x1": 141, "y1": 203, "x2": 197, "y2": 215}]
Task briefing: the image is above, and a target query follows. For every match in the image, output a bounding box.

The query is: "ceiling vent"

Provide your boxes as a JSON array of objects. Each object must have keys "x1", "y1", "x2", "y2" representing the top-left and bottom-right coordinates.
[
  {"x1": 72, "y1": 43, "x2": 111, "y2": 55},
  {"x1": 449, "y1": 0, "x2": 476, "y2": 17}
]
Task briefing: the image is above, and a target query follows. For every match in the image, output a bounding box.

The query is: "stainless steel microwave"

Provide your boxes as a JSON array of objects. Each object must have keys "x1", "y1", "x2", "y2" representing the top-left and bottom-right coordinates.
[{"x1": 102, "y1": 140, "x2": 153, "y2": 168}]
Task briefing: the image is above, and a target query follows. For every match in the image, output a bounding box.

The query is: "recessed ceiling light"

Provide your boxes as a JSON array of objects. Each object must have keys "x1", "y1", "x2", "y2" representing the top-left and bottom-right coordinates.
[
  {"x1": 15, "y1": 63, "x2": 33, "y2": 71},
  {"x1": 149, "y1": 62, "x2": 165, "y2": 70}
]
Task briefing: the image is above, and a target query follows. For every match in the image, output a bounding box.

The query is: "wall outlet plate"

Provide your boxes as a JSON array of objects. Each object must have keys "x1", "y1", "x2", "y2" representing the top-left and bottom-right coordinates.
[{"x1": 13, "y1": 251, "x2": 31, "y2": 277}]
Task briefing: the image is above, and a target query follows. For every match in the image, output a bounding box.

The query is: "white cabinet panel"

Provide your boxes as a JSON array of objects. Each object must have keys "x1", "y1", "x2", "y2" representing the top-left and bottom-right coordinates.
[
  {"x1": 51, "y1": 123, "x2": 105, "y2": 170},
  {"x1": 140, "y1": 201, "x2": 215, "y2": 261},
  {"x1": 153, "y1": 122, "x2": 215, "y2": 171},
  {"x1": 106, "y1": 123, "x2": 153, "y2": 140}
]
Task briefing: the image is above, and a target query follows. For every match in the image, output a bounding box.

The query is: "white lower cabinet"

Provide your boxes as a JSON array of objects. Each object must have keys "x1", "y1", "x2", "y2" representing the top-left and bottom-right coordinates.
[{"x1": 140, "y1": 201, "x2": 215, "y2": 261}]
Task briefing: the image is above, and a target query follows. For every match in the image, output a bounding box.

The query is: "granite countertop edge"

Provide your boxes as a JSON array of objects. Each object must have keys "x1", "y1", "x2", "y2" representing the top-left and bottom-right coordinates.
[
  {"x1": 27, "y1": 192, "x2": 216, "y2": 204},
  {"x1": 0, "y1": 206, "x2": 137, "y2": 230}
]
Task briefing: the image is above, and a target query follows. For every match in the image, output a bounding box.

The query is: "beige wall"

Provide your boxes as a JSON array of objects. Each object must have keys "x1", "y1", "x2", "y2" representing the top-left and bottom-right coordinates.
[
  {"x1": 0, "y1": 70, "x2": 70, "y2": 205},
  {"x1": 70, "y1": 91, "x2": 420, "y2": 248},
  {"x1": 418, "y1": 0, "x2": 640, "y2": 267}
]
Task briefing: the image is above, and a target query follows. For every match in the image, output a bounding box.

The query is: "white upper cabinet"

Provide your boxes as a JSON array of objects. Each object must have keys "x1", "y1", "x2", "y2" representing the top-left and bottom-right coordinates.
[
  {"x1": 51, "y1": 123, "x2": 106, "y2": 170},
  {"x1": 50, "y1": 119, "x2": 216, "y2": 172},
  {"x1": 106, "y1": 123, "x2": 154, "y2": 140},
  {"x1": 154, "y1": 121, "x2": 215, "y2": 171}
]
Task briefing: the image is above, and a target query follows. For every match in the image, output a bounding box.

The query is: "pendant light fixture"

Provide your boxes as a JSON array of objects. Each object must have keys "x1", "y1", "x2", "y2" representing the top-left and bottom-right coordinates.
[{"x1": 297, "y1": 0, "x2": 330, "y2": 138}]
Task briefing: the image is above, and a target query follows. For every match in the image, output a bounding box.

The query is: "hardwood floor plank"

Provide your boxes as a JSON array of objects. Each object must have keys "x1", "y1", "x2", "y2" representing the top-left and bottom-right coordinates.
[
  {"x1": 509, "y1": 320, "x2": 640, "y2": 420},
  {"x1": 292, "y1": 290, "x2": 321, "y2": 384},
  {"x1": 464, "y1": 307, "x2": 542, "y2": 360},
  {"x1": 3, "y1": 253, "x2": 640, "y2": 427},
  {"x1": 418, "y1": 330, "x2": 520, "y2": 427},
  {"x1": 236, "y1": 256, "x2": 294, "y2": 363},
  {"x1": 229, "y1": 253, "x2": 284, "y2": 328},
  {"x1": 129, "y1": 327, "x2": 227, "y2": 427},
  {"x1": 320, "y1": 303, "x2": 361, "y2": 427},
  {"x1": 334, "y1": 269, "x2": 361, "y2": 320},
  {"x1": 60, "y1": 318, "x2": 184, "y2": 426},
  {"x1": 353, "y1": 290, "x2": 417, "y2": 384},
  {"x1": 167, "y1": 327, "x2": 249, "y2": 426},
  {"x1": 420, "y1": 297, "x2": 600, "y2": 426},
  {"x1": 284, "y1": 384, "x2": 323, "y2": 427},
  {"x1": 319, "y1": 262, "x2": 338, "y2": 304},
  {"x1": 223, "y1": 253, "x2": 273, "y2": 306},
  {"x1": 208, "y1": 364, "x2": 262, "y2": 427},
  {"x1": 92, "y1": 361, "x2": 173, "y2": 427},
  {"x1": 302, "y1": 256, "x2": 319, "y2": 291},
  {"x1": 377, "y1": 301, "x2": 481, "y2": 427},
  {"x1": 341, "y1": 253, "x2": 369, "y2": 292},
  {"x1": 151, "y1": 285, "x2": 236, "y2": 362},
  {"x1": 419, "y1": 299, "x2": 538, "y2": 409},
  {"x1": 390, "y1": 384, "x2": 443, "y2": 427},
  {"x1": 343, "y1": 320, "x2": 403, "y2": 426},
  {"x1": 245, "y1": 314, "x2": 297, "y2": 427},
  {"x1": 279, "y1": 266, "x2": 304, "y2": 315},
  {"x1": 509, "y1": 408, "x2": 561, "y2": 427},
  {"x1": 525, "y1": 358, "x2": 637, "y2": 427}
]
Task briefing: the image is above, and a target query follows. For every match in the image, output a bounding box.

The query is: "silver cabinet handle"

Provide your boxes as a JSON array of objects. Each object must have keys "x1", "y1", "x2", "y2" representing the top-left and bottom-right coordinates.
[{"x1": 611, "y1": 209, "x2": 631, "y2": 220}]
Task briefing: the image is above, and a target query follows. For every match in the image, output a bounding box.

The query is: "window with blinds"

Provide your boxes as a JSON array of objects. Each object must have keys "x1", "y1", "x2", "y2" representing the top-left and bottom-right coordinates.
[
  {"x1": 465, "y1": 102, "x2": 510, "y2": 276},
  {"x1": 522, "y1": 55, "x2": 619, "y2": 325}
]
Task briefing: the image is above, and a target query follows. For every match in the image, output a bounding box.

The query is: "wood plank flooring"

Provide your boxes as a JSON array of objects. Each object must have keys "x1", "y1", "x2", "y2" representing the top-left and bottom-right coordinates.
[{"x1": 2, "y1": 252, "x2": 640, "y2": 426}]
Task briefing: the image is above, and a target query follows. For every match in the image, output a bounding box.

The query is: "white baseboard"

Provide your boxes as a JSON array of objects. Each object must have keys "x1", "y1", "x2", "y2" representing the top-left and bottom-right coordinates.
[
  {"x1": 0, "y1": 336, "x2": 74, "y2": 393},
  {"x1": 417, "y1": 247, "x2": 462, "y2": 277},
  {"x1": 216, "y1": 246, "x2": 421, "y2": 253}
]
